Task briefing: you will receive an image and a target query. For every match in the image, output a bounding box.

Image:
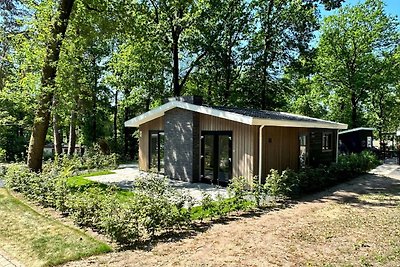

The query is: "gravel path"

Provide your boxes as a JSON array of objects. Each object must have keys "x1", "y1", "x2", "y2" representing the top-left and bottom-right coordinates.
[{"x1": 87, "y1": 166, "x2": 229, "y2": 203}]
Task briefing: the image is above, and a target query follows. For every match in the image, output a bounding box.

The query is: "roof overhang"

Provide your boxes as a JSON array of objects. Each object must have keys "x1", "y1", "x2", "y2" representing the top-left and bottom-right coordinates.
[
  {"x1": 338, "y1": 127, "x2": 375, "y2": 135},
  {"x1": 124, "y1": 101, "x2": 348, "y2": 130}
]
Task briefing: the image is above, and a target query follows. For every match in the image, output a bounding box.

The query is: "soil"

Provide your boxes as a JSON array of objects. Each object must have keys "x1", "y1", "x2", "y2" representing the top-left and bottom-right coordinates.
[{"x1": 63, "y1": 168, "x2": 400, "y2": 267}]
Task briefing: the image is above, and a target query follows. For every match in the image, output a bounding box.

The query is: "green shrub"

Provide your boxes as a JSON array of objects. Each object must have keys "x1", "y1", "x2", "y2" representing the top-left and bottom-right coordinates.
[
  {"x1": 100, "y1": 199, "x2": 141, "y2": 245},
  {"x1": 251, "y1": 176, "x2": 266, "y2": 207},
  {"x1": 227, "y1": 176, "x2": 249, "y2": 210},
  {"x1": 264, "y1": 169, "x2": 287, "y2": 198},
  {"x1": 263, "y1": 151, "x2": 380, "y2": 198},
  {"x1": 0, "y1": 148, "x2": 6, "y2": 163}
]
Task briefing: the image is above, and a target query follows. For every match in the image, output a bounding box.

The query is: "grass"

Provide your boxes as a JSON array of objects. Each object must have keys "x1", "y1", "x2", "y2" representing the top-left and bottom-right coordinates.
[
  {"x1": 66, "y1": 173, "x2": 135, "y2": 200},
  {"x1": 0, "y1": 188, "x2": 112, "y2": 267}
]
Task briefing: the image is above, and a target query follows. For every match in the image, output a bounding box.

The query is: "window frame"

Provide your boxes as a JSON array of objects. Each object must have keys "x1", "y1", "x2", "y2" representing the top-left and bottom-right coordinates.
[{"x1": 322, "y1": 131, "x2": 333, "y2": 152}]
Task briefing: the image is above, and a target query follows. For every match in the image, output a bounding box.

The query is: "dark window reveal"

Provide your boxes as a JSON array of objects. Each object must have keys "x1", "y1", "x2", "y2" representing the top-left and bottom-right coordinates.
[{"x1": 322, "y1": 132, "x2": 333, "y2": 151}]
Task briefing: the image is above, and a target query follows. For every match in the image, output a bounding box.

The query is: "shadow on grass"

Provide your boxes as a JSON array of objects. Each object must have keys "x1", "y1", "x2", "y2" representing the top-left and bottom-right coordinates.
[{"x1": 295, "y1": 172, "x2": 400, "y2": 209}]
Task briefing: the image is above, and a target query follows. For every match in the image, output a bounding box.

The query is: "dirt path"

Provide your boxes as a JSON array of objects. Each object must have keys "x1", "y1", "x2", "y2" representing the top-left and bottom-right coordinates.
[{"x1": 64, "y1": 167, "x2": 400, "y2": 267}]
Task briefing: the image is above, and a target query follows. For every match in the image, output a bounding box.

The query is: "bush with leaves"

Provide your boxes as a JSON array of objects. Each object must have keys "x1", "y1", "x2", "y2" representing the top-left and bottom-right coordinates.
[
  {"x1": 0, "y1": 148, "x2": 6, "y2": 163},
  {"x1": 251, "y1": 176, "x2": 267, "y2": 207},
  {"x1": 227, "y1": 176, "x2": 249, "y2": 210},
  {"x1": 263, "y1": 151, "x2": 380, "y2": 198}
]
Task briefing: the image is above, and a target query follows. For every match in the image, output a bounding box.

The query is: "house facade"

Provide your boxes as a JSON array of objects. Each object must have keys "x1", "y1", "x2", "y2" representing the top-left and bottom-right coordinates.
[
  {"x1": 125, "y1": 97, "x2": 347, "y2": 185},
  {"x1": 338, "y1": 127, "x2": 374, "y2": 154}
]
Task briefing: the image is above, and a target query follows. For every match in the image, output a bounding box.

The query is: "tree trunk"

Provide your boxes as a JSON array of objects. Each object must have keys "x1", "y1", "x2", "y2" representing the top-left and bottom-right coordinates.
[
  {"x1": 224, "y1": 44, "x2": 232, "y2": 102},
  {"x1": 92, "y1": 64, "x2": 98, "y2": 143},
  {"x1": 172, "y1": 30, "x2": 181, "y2": 96},
  {"x1": 351, "y1": 92, "x2": 358, "y2": 128},
  {"x1": 113, "y1": 90, "x2": 118, "y2": 149},
  {"x1": 27, "y1": 0, "x2": 74, "y2": 172},
  {"x1": 67, "y1": 110, "x2": 76, "y2": 155},
  {"x1": 123, "y1": 88, "x2": 130, "y2": 157},
  {"x1": 53, "y1": 96, "x2": 62, "y2": 155},
  {"x1": 260, "y1": 0, "x2": 274, "y2": 110}
]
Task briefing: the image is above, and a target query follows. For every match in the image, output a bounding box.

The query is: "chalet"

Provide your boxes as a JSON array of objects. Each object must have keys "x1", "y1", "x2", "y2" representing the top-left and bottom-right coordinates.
[
  {"x1": 338, "y1": 127, "x2": 374, "y2": 154},
  {"x1": 125, "y1": 97, "x2": 347, "y2": 185}
]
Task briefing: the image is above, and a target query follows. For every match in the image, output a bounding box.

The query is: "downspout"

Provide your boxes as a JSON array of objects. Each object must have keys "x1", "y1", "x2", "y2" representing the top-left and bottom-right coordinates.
[
  {"x1": 259, "y1": 125, "x2": 266, "y2": 183},
  {"x1": 336, "y1": 130, "x2": 339, "y2": 163}
]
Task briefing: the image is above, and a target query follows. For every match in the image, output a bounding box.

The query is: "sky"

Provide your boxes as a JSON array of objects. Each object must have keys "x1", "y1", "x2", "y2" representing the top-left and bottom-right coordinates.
[
  {"x1": 312, "y1": 0, "x2": 400, "y2": 45},
  {"x1": 320, "y1": 0, "x2": 400, "y2": 18}
]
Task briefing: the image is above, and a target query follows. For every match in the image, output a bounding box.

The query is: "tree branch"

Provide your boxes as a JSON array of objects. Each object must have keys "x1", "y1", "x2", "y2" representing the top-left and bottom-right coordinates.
[{"x1": 179, "y1": 51, "x2": 207, "y2": 88}]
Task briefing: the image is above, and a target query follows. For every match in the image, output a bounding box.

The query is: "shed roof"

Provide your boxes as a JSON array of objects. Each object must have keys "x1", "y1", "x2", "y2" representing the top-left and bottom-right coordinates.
[
  {"x1": 124, "y1": 100, "x2": 348, "y2": 129},
  {"x1": 338, "y1": 127, "x2": 375, "y2": 135}
]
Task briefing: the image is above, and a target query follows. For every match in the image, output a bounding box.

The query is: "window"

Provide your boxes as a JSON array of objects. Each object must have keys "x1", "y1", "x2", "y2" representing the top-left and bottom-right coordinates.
[
  {"x1": 299, "y1": 134, "x2": 308, "y2": 168},
  {"x1": 149, "y1": 131, "x2": 164, "y2": 173},
  {"x1": 322, "y1": 132, "x2": 333, "y2": 151}
]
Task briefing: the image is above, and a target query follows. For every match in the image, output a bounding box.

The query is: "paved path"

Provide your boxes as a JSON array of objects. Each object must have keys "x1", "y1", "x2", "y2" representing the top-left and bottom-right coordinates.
[
  {"x1": 370, "y1": 158, "x2": 400, "y2": 176},
  {"x1": 87, "y1": 165, "x2": 228, "y2": 204},
  {"x1": 0, "y1": 250, "x2": 23, "y2": 267}
]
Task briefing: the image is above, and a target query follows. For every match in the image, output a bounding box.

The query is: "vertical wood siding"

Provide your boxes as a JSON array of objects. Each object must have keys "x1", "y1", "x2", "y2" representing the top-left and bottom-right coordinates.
[
  {"x1": 260, "y1": 126, "x2": 304, "y2": 178},
  {"x1": 199, "y1": 114, "x2": 258, "y2": 181},
  {"x1": 138, "y1": 117, "x2": 164, "y2": 170}
]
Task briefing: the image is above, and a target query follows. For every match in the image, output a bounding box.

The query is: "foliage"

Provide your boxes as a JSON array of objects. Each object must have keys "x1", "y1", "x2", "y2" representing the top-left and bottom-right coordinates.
[
  {"x1": 44, "y1": 146, "x2": 117, "y2": 174},
  {"x1": 316, "y1": 0, "x2": 400, "y2": 128},
  {"x1": 264, "y1": 169, "x2": 300, "y2": 198},
  {"x1": 264, "y1": 151, "x2": 380, "y2": 198},
  {"x1": 0, "y1": 148, "x2": 6, "y2": 162},
  {"x1": 227, "y1": 176, "x2": 249, "y2": 211}
]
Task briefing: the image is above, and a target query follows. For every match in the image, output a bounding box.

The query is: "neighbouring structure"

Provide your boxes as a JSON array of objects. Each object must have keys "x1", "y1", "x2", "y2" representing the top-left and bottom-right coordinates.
[
  {"x1": 125, "y1": 97, "x2": 347, "y2": 185},
  {"x1": 338, "y1": 127, "x2": 374, "y2": 154}
]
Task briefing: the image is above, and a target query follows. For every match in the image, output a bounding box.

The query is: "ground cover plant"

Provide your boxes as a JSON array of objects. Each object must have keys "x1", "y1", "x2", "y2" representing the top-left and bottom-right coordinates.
[{"x1": 0, "y1": 188, "x2": 111, "y2": 267}]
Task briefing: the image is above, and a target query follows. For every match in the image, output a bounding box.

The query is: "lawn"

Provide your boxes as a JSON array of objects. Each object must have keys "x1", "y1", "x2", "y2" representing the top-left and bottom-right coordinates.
[
  {"x1": 0, "y1": 188, "x2": 112, "y2": 267},
  {"x1": 66, "y1": 172, "x2": 135, "y2": 200}
]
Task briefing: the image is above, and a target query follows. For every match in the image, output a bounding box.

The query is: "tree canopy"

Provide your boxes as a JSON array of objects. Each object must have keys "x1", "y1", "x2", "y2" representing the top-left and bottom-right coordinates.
[{"x1": 0, "y1": 0, "x2": 399, "y2": 166}]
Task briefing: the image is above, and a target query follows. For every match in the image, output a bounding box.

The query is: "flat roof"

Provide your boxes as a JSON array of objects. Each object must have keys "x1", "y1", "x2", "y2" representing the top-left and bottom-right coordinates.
[
  {"x1": 338, "y1": 127, "x2": 375, "y2": 135},
  {"x1": 125, "y1": 101, "x2": 348, "y2": 130}
]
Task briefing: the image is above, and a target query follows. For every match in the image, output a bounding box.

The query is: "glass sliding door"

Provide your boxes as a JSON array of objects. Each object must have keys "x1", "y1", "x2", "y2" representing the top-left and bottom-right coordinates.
[
  {"x1": 203, "y1": 135, "x2": 215, "y2": 181},
  {"x1": 201, "y1": 131, "x2": 232, "y2": 185},
  {"x1": 149, "y1": 131, "x2": 164, "y2": 173}
]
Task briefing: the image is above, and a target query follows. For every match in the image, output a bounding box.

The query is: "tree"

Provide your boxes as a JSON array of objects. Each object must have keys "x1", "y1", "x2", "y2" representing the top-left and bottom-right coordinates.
[
  {"x1": 364, "y1": 51, "x2": 400, "y2": 141},
  {"x1": 189, "y1": 0, "x2": 251, "y2": 105},
  {"x1": 317, "y1": 0, "x2": 400, "y2": 128},
  {"x1": 240, "y1": 0, "x2": 320, "y2": 110},
  {"x1": 27, "y1": 0, "x2": 75, "y2": 171}
]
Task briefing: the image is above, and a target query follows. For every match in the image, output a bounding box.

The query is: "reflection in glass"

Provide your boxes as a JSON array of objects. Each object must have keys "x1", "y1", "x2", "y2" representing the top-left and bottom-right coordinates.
[
  {"x1": 159, "y1": 132, "x2": 165, "y2": 173},
  {"x1": 218, "y1": 135, "x2": 230, "y2": 183},
  {"x1": 201, "y1": 133, "x2": 231, "y2": 185},
  {"x1": 299, "y1": 134, "x2": 308, "y2": 168},
  {"x1": 204, "y1": 135, "x2": 214, "y2": 181},
  {"x1": 149, "y1": 131, "x2": 164, "y2": 173}
]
